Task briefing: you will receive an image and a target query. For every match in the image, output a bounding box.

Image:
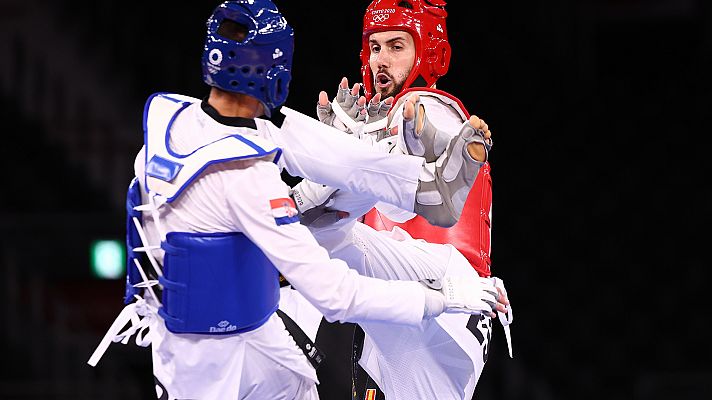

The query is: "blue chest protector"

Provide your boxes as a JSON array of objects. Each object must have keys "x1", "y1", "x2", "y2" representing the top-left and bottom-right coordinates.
[
  {"x1": 124, "y1": 93, "x2": 283, "y2": 335},
  {"x1": 159, "y1": 232, "x2": 280, "y2": 334}
]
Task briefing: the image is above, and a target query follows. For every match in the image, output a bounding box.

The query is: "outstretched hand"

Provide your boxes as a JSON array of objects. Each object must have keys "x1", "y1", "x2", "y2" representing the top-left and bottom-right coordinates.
[
  {"x1": 396, "y1": 93, "x2": 493, "y2": 162},
  {"x1": 316, "y1": 77, "x2": 367, "y2": 131},
  {"x1": 464, "y1": 115, "x2": 492, "y2": 161}
]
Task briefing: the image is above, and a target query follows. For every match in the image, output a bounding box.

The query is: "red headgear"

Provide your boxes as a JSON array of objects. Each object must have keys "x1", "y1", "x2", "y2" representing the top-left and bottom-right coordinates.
[{"x1": 361, "y1": 0, "x2": 451, "y2": 100}]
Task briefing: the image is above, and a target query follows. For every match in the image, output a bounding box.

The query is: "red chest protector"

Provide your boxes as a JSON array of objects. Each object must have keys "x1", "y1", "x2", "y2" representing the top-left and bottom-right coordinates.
[{"x1": 363, "y1": 163, "x2": 492, "y2": 277}]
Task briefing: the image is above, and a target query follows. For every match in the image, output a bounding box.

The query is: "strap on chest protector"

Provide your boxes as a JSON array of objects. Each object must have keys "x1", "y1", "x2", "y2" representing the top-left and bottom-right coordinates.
[
  {"x1": 125, "y1": 177, "x2": 147, "y2": 303},
  {"x1": 158, "y1": 232, "x2": 280, "y2": 334}
]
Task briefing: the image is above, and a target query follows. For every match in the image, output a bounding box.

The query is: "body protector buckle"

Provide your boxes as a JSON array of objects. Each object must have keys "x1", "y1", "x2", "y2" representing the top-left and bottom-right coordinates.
[{"x1": 158, "y1": 232, "x2": 280, "y2": 334}]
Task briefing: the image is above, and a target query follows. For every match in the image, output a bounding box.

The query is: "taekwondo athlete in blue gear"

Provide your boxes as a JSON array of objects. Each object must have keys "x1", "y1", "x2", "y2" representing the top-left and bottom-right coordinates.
[{"x1": 88, "y1": 2, "x2": 502, "y2": 399}]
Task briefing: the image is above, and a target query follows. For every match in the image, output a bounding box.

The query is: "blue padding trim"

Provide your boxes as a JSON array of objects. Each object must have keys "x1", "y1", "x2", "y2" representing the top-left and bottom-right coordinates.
[
  {"x1": 275, "y1": 215, "x2": 300, "y2": 226},
  {"x1": 142, "y1": 93, "x2": 164, "y2": 147},
  {"x1": 160, "y1": 240, "x2": 188, "y2": 256},
  {"x1": 124, "y1": 178, "x2": 144, "y2": 304},
  {"x1": 164, "y1": 151, "x2": 281, "y2": 203},
  {"x1": 158, "y1": 308, "x2": 183, "y2": 327},
  {"x1": 158, "y1": 275, "x2": 187, "y2": 292},
  {"x1": 158, "y1": 231, "x2": 280, "y2": 335},
  {"x1": 146, "y1": 155, "x2": 184, "y2": 183},
  {"x1": 160, "y1": 94, "x2": 189, "y2": 104},
  {"x1": 273, "y1": 148, "x2": 283, "y2": 165},
  {"x1": 163, "y1": 103, "x2": 194, "y2": 159},
  {"x1": 232, "y1": 133, "x2": 267, "y2": 154},
  {"x1": 142, "y1": 92, "x2": 187, "y2": 146}
]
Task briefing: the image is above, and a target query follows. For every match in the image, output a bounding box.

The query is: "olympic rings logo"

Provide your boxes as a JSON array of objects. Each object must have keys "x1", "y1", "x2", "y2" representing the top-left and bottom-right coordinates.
[{"x1": 373, "y1": 14, "x2": 390, "y2": 23}]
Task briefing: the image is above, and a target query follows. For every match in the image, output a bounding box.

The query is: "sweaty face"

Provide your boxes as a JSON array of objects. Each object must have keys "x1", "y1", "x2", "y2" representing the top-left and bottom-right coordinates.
[{"x1": 368, "y1": 31, "x2": 416, "y2": 99}]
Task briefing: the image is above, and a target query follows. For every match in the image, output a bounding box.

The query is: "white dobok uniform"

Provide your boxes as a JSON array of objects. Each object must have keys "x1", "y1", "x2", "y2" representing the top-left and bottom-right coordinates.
[
  {"x1": 89, "y1": 93, "x2": 454, "y2": 400},
  {"x1": 279, "y1": 91, "x2": 504, "y2": 400},
  {"x1": 284, "y1": 213, "x2": 493, "y2": 400}
]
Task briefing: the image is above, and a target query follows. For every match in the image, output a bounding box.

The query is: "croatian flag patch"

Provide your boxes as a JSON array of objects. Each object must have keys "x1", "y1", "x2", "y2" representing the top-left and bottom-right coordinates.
[{"x1": 270, "y1": 198, "x2": 300, "y2": 226}]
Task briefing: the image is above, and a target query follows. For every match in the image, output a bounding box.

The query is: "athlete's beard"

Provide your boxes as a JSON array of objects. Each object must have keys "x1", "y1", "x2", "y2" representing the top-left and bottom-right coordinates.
[
  {"x1": 375, "y1": 67, "x2": 411, "y2": 99},
  {"x1": 380, "y1": 79, "x2": 406, "y2": 99}
]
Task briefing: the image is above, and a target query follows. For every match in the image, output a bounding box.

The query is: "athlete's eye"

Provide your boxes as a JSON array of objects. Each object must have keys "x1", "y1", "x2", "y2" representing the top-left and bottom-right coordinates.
[{"x1": 371, "y1": 45, "x2": 381, "y2": 53}]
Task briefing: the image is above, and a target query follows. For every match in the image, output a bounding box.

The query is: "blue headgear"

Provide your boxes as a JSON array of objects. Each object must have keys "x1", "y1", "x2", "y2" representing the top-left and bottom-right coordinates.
[{"x1": 202, "y1": 0, "x2": 294, "y2": 116}]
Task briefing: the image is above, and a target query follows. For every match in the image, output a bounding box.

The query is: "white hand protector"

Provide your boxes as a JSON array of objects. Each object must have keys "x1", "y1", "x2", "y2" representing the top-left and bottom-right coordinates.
[
  {"x1": 402, "y1": 98, "x2": 453, "y2": 163},
  {"x1": 414, "y1": 122, "x2": 490, "y2": 227},
  {"x1": 316, "y1": 84, "x2": 366, "y2": 133},
  {"x1": 422, "y1": 275, "x2": 498, "y2": 315},
  {"x1": 290, "y1": 179, "x2": 346, "y2": 228}
]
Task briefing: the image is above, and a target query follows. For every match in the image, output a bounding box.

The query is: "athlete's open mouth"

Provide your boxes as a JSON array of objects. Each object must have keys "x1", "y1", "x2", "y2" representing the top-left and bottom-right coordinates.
[{"x1": 376, "y1": 72, "x2": 392, "y2": 88}]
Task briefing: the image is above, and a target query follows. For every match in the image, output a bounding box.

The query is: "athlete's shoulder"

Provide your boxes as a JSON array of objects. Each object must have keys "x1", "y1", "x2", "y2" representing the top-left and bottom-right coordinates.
[
  {"x1": 145, "y1": 92, "x2": 200, "y2": 106},
  {"x1": 141, "y1": 100, "x2": 283, "y2": 202},
  {"x1": 250, "y1": 117, "x2": 282, "y2": 149},
  {"x1": 143, "y1": 92, "x2": 200, "y2": 134}
]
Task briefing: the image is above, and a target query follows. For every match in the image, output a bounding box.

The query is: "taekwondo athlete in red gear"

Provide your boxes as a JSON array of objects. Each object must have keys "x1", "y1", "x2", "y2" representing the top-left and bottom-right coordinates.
[
  {"x1": 293, "y1": 1, "x2": 515, "y2": 399},
  {"x1": 361, "y1": 0, "x2": 495, "y2": 279},
  {"x1": 86, "y1": 2, "x2": 504, "y2": 399}
]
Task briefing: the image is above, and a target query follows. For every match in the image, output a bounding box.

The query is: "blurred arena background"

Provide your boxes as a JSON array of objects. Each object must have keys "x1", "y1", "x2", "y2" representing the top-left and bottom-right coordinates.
[{"x1": 0, "y1": 0, "x2": 710, "y2": 398}]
